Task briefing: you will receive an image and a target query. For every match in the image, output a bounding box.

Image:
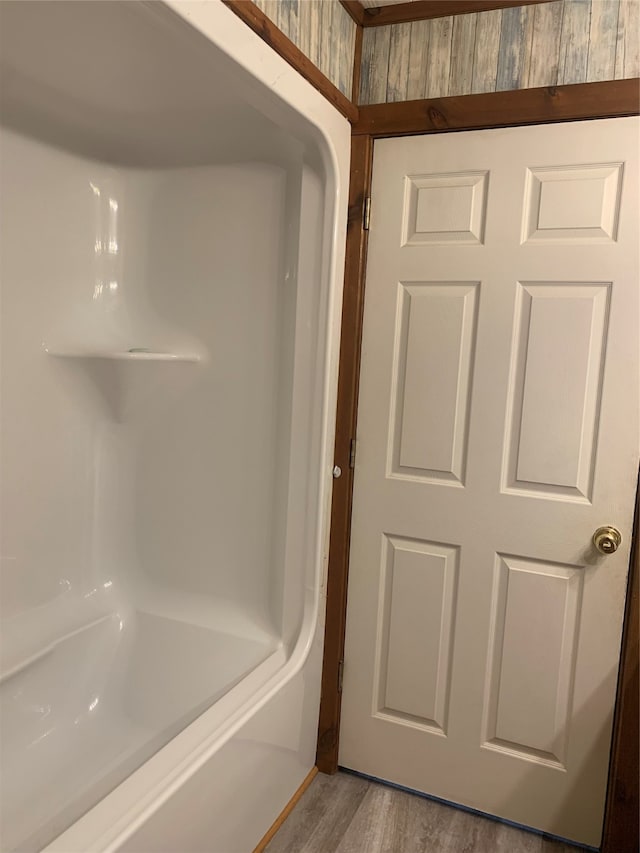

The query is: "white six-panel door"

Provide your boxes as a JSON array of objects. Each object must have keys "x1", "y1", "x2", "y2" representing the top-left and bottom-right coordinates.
[{"x1": 339, "y1": 118, "x2": 639, "y2": 847}]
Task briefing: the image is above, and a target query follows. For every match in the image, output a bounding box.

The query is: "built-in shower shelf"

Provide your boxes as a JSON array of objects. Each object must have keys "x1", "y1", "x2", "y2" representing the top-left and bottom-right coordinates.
[
  {"x1": 46, "y1": 348, "x2": 201, "y2": 363},
  {"x1": 44, "y1": 345, "x2": 203, "y2": 417}
]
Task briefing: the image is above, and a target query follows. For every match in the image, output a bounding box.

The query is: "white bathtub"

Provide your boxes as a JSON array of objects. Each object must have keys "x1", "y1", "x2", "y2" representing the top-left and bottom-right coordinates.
[{"x1": 0, "y1": 2, "x2": 349, "y2": 850}]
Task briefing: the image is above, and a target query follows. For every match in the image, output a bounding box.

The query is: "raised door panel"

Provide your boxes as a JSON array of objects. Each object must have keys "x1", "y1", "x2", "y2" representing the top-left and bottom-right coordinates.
[
  {"x1": 375, "y1": 536, "x2": 459, "y2": 735},
  {"x1": 521, "y1": 163, "x2": 623, "y2": 243},
  {"x1": 482, "y1": 554, "x2": 583, "y2": 769},
  {"x1": 390, "y1": 282, "x2": 479, "y2": 485},
  {"x1": 503, "y1": 282, "x2": 611, "y2": 502},
  {"x1": 402, "y1": 172, "x2": 488, "y2": 246}
]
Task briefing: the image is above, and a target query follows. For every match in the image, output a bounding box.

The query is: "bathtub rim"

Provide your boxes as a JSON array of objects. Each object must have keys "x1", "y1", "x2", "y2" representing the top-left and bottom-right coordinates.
[{"x1": 39, "y1": 1, "x2": 349, "y2": 851}]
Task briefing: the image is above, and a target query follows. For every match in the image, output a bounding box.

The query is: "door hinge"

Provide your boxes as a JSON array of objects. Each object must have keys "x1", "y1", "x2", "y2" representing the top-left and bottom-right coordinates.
[
  {"x1": 363, "y1": 196, "x2": 371, "y2": 231},
  {"x1": 338, "y1": 659, "x2": 344, "y2": 693},
  {"x1": 349, "y1": 438, "x2": 356, "y2": 469},
  {"x1": 349, "y1": 438, "x2": 356, "y2": 468}
]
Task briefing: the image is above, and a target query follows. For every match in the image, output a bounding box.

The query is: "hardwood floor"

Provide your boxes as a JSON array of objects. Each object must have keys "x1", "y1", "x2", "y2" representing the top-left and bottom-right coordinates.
[{"x1": 265, "y1": 771, "x2": 584, "y2": 853}]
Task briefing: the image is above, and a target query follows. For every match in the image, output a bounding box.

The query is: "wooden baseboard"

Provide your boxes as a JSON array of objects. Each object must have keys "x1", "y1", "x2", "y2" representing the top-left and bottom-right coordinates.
[{"x1": 252, "y1": 767, "x2": 319, "y2": 853}]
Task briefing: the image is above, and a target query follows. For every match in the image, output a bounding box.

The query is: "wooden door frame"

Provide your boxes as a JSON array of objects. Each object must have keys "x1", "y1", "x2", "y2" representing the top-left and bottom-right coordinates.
[{"x1": 317, "y1": 79, "x2": 640, "y2": 853}]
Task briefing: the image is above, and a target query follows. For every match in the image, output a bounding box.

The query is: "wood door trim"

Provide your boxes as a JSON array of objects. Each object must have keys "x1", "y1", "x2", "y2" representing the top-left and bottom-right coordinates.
[
  {"x1": 354, "y1": 79, "x2": 640, "y2": 136},
  {"x1": 317, "y1": 135, "x2": 373, "y2": 774},
  {"x1": 222, "y1": 0, "x2": 359, "y2": 123},
  {"x1": 361, "y1": 0, "x2": 553, "y2": 27}
]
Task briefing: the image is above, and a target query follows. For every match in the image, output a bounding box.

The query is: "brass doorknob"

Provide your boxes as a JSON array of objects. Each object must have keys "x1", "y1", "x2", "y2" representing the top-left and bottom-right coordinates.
[{"x1": 592, "y1": 526, "x2": 622, "y2": 555}]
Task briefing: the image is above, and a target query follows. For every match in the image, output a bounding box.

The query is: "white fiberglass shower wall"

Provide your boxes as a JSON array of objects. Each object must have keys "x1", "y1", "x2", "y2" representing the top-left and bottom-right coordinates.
[{"x1": 0, "y1": 2, "x2": 349, "y2": 851}]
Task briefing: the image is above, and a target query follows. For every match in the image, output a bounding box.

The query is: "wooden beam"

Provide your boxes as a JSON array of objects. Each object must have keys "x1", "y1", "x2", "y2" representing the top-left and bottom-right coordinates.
[
  {"x1": 362, "y1": 0, "x2": 553, "y2": 27},
  {"x1": 340, "y1": 0, "x2": 366, "y2": 27},
  {"x1": 317, "y1": 135, "x2": 374, "y2": 774},
  {"x1": 354, "y1": 79, "x2": 640, "y2": 136},
  {"x1": 222, "y1": 1, "x2": 358, "y2": 123}
]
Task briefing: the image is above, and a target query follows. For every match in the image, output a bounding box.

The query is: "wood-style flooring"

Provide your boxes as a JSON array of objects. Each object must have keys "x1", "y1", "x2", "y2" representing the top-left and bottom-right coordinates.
[{"x1": 265, "y1": 771, "x2": 584, "y2": 853}]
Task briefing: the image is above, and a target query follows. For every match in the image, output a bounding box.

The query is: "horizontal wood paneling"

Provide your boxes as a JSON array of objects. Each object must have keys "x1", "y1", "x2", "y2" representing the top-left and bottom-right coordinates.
[
  {"x1": 354, "y1": 78, "x2": 640, "y2": 135},
  {"x1": 252, "y1": 0, "x2": 357, "y2": 98},
  {"x1": 359, "y1": 0, "x2": 640, "y2": 104}
]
